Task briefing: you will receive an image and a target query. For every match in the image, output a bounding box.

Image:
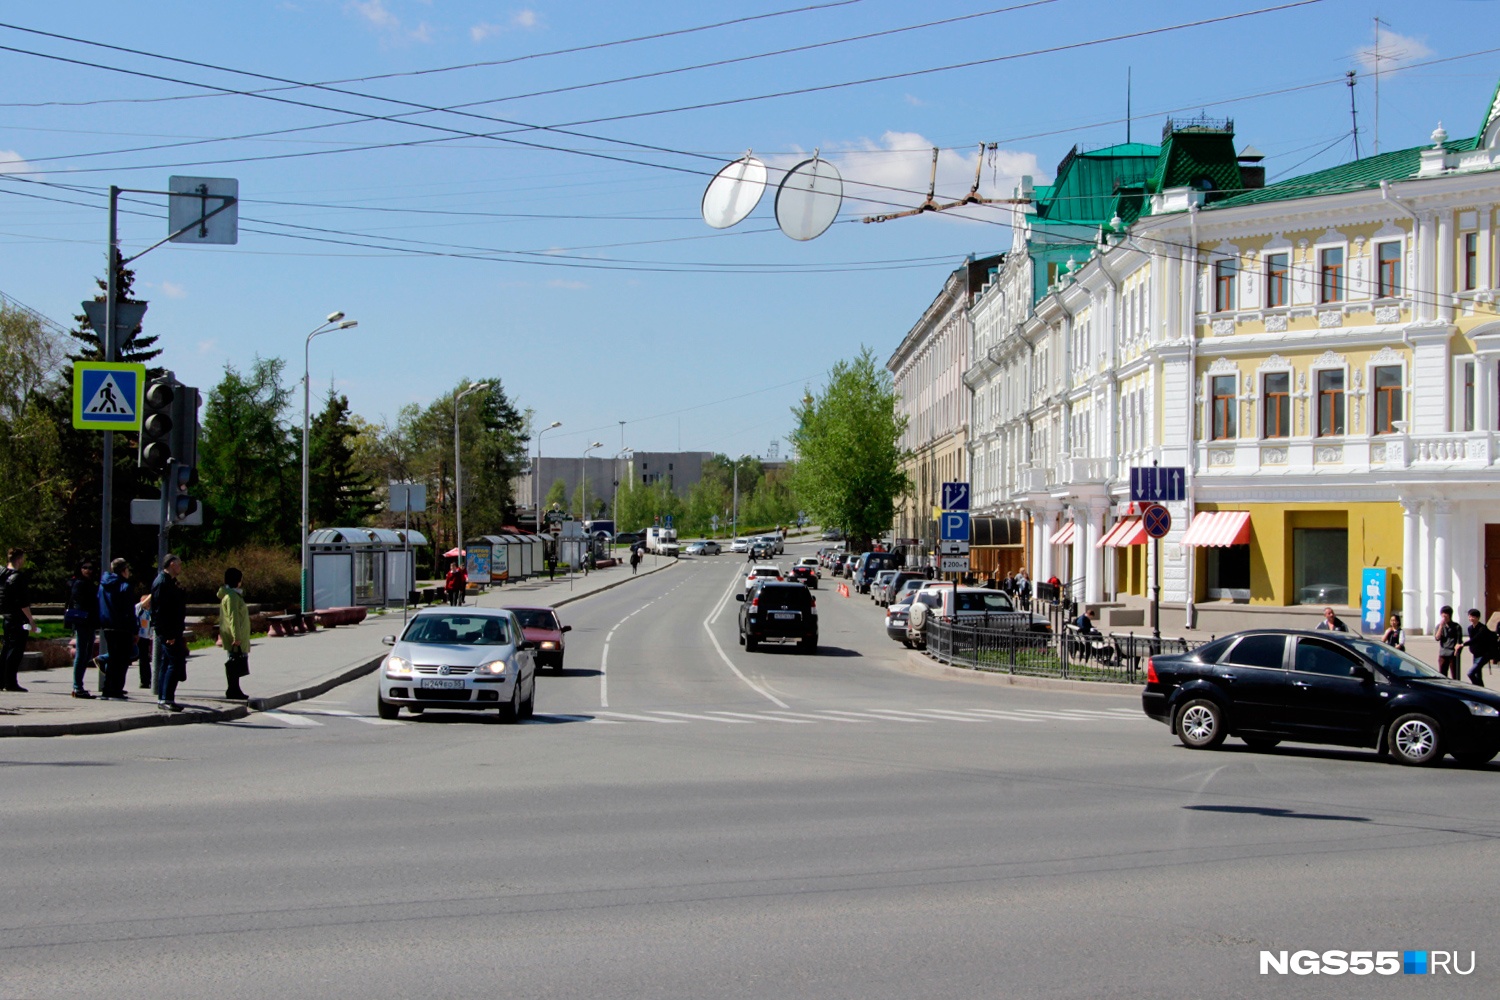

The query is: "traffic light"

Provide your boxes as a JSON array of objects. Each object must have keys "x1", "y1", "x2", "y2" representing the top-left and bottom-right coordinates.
[
  {"x1": 171, "y1": 464, "x2": 198, "y2": 524},
  {"x1": 169, "y1": 385, "x2": 200, "y2": 475},
  {"x1": 138, "y1": 376, "x2": 176, "y2": 475}
]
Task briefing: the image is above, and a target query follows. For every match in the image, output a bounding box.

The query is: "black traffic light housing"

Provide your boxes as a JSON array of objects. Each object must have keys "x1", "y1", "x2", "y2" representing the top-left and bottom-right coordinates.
[
  {"x1": 138, "y1": 376, "x2": 177, "y2": 475},
  {"x1": 169, "y1": 385, "x2": 200, "y2": 475},
  {"x1": 172, "y1": 464, "x2": 198, "y2": 524}
]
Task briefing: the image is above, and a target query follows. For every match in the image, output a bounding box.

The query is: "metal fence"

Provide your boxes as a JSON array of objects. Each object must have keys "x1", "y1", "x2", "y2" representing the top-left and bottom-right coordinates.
[{"x1": 922, "y1": 618, "x2": 1206, "y2": 684}]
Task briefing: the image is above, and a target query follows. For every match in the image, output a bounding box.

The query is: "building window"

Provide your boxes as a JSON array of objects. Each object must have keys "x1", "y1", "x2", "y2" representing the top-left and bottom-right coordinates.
[
  {"x1": 1372, "y1": 365, "x2": 1403, "y2": 435},
  {"x1": 1263, "y1": 372, "x2": 1290, "y2": 438},
  {"x1": 1376, "y1": 241, "x2": 1401, "y2": 298},
  {"x1": 1265, "y1": 253, "x2": 1289, "y2": 307},
  {"x1": 1293, "y1": 527, "x2": 1348, "y2": 605},
  {"x1": 1464, "y1": 232, "x2": 1479, "y2": 291},
  {"x1": 1320, "y1": 247, "x2": 1344, "y2": 303},
  {"x1": 1461, "y1": 359, "x2": 1476, "y2": 432},
  {"x1": 1317, "y1": 369, "x2": 1345, "y2": 437},
  {"x1": 1214, "y1": 259, "x2": 1237, "y2": 312},
  {"x1": 1210, "y1": 375, "x2": 1237, "y2": 440}
]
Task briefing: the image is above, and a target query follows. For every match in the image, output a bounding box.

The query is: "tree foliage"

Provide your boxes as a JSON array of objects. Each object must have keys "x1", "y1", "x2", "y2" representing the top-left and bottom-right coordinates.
[
  {"x1": 196, "y1": 357, "x2": 297, "y2": 552},
  {"x1": 309, "y1": 388, "x2": 380, "y2": 528},
  {"x1": 790, "y1": 347, "x2": 910, "y2": 549}
]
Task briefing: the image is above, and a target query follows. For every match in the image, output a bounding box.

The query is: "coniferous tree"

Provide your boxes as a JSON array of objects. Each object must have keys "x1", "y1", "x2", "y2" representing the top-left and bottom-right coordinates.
[{"x1": 309, "y1": 388, "x2": 380, "y2": 528}]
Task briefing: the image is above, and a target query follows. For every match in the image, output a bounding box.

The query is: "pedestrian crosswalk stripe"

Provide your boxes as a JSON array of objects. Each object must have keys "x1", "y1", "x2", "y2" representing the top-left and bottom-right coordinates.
[
  {"x1": 821, "y1": 709, "x2": 927, "y2": 723},
  {"x1": 260, "y1": 712, "x2": 322, "y2": 727},
  {"x1": 769, "y1": 711, "x2": 871, "y2": 723},
  {"x1": 708, "y1": 711, "x2": 814, "y2": 723},
  {"x1": 652, "y1": 710, "x2": 754, "y2": 724},
  {"x1": 595, "y1": 711, "x2": 688, "y2": 724}
]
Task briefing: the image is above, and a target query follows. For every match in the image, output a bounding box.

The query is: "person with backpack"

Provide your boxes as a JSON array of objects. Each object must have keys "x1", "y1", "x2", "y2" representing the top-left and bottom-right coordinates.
[
  {"x1": 134, "y1": 594, "x2": 153, "y2": 691},
  {"x1": 65, "y1": 559, "x2": 100, "y2": 699},
  {"x1": 151, "y1": 554, "x2": 188, "y2": 711},
  {"x1": 218, "y1": 567, "x2": 251, "y2": 701},
  {"x1": 0, "y1": 547, "x2": 36, "y2": 692},
  {"x1": 96, "y1": 558, "x2": 136, "y2": 700},
  {"x1": 1465, "y1": 608, "x2": 1495, "y2": 687},
  {"x1": 1435, "y1": 605, "x2": 1464, "y2": 681}
]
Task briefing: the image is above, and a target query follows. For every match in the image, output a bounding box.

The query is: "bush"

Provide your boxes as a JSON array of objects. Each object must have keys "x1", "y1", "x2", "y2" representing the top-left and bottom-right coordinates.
[{"x1": 177, "y1": 545, "x2": 300, "y2": 606}]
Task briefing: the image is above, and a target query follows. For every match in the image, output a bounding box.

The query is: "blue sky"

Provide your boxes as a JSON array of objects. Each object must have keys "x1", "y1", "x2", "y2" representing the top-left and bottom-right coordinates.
[{"x1": 2, "y1": 0, "x2": 1497, "y2": 461}]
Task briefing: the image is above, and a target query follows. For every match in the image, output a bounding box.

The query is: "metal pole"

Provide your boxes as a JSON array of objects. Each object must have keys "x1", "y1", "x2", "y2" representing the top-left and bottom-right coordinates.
[
  {"x1": 1152, "y1": 536, "x2": 1162, "y2": 641},
  {"x1": 301, "y1": 339, "x2": 311, "y2": 613},
  {"x1": 100, "y1": 185, "x2": 119, "y2": 567},
  {"x1": 454, "y1": 392, "x2": 463, "y2": 595},
  {"x1": 152, "y1": 460, "x2": 172, "y2": 701}
]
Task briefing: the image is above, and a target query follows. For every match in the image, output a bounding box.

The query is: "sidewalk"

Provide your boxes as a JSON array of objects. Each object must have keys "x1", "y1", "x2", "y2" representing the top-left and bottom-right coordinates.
[{"x1": 0, "y1": 555, "x2": 680, "y2": 738}]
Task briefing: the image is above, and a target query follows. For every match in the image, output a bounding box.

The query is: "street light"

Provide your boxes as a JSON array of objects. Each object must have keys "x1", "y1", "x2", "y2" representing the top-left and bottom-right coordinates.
[
  {"x1": 535, "y1": 420, "x2": 561, "y2": 532},
  {"x1": 581, "y1": 442, "x2": 604, "y2": 521},
  {"x1": 613, "y1": 447, "x2": 634, "y2": 547},
  {"x1": 454, "y1": 381, "x2": 491, "y2": 597},
  {"x1": 301, "y1": 311, "x2": 359, "y2": 613}
]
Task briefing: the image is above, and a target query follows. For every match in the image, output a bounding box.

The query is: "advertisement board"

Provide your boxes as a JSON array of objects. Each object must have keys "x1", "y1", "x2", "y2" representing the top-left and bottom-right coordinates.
[
  {"x1": 467, "y1": 544, "x2": 492, "y2": 585},
  {"x1": 1360, "y1": 567, "x2": 1388, "y2": 635}
]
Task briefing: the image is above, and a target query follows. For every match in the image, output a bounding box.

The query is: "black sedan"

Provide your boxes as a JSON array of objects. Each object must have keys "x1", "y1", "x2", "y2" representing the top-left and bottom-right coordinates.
[
  {"x1": 1142, "y1": 629, "x2": 1500, "y2": 767},
  {"x1": 788, "y1": 564, "x2": 818, "y2": 589}
]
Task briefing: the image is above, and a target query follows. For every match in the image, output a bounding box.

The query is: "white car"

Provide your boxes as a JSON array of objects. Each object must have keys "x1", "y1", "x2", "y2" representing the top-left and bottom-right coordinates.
[
  {"x1": 377, "y1": 607, "x2": 537, "y2": 722},
  {"x1": 745, "y1": 564, "x2": 784, "y2": 591},
  {"x1": 730, "y1": 538, "x2": 751, "y2": 553},
  {"x1": 796, "y1": 556, "x2": 820, "y2": 576}
]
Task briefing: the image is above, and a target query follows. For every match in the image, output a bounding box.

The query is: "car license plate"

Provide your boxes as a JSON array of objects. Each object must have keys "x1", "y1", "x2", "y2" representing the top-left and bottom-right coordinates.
[
  {"x1": 772, "y1": 612, "x2": 797, "y2": 620},
  {"x1": 418, "y1": 678, "x2": 465, "y2": 690}
]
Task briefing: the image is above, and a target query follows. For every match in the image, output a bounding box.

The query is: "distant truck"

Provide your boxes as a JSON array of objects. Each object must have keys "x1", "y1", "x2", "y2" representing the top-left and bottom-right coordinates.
[{"x1": 645, "y1": 526, "x2": 680, "y2": 557}]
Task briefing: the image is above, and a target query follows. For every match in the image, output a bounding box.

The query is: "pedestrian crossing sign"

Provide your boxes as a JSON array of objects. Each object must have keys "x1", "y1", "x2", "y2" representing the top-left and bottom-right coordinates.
[{"x1": 72, "y1": 362, "x2": 146, "y2": 430}]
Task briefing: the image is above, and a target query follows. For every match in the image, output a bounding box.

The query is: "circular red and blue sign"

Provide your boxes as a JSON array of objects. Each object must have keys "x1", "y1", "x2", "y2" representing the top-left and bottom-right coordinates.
[{"x1": 1142, "y1": 503, "x2": 1172, "y2": 539}]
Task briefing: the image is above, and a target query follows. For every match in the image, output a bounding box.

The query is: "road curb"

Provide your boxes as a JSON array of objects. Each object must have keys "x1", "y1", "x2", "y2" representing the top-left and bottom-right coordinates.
[
  {"x1": 549, "y1": 558, "x2": 679, "y2": 609},
  {"x1": 900, "y1": 650, "x2": 1141, "y2": 698}
]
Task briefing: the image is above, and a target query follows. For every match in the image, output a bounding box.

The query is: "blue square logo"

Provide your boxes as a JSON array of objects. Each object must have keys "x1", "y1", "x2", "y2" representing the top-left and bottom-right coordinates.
[{"x1": 1403, "y1": 950, "x2": 1427, "y2": 975}]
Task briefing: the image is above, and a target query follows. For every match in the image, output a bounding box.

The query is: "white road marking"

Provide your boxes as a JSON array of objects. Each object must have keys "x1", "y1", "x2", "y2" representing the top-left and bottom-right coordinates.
[
  {"x1": 652, "y1": 710, "x2": 754, "y2": 724},
  {"x1": 767, "y1": 710, "x2": 870, "y2": 723},
  {"x1": 600, "y1": 643, "x2": 609, "y2": 708},
  {"x1": 857, "y1": 709, "x2": 941, "y2": 722},
  {"x1": 349, "y1": 716, "x2": 404, "y2": 726},
  {"x1": 708, "y1": 711, "x2": 813, "y2": 723},
  {"x1": 260, "y1": 712, "x2": 323, "y2": 727},
  {"x1": 902, "y1": 709, "x2": 992, "y2": 722},
  {"x1": 700, "y1": 572, "x2": 789, "y2": 710},
  {"x1": 290, "y1": 708, "x2": 358, "y2": 716},
  {"x1": 595, "y1": 711, "x2": 688, "y2": 724},
  {"x1": 821, "y1": 709, "x2": 925, "y2": 723}
]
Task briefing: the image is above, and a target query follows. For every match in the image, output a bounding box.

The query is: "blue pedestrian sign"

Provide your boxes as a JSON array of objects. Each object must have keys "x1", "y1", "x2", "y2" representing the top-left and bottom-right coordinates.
[
  {"x1": 72, "y1": 361, "x2": 146, "y2": 431},
  {"x1": 941, "y1": 481, "x2": 970, "y2": 510},
  {"x1": 940, "y1": 510, "x2": 970, "y2": 541},
  {"x1": 1142, "y1": 504, "x2": 1172, "y2": 539},
  {"x1": 1130, "y1": 466, "x2": 1185, "y2": 504},
  {"x1": 664, "y1": 514, "x2": 674, "y2": 529}
]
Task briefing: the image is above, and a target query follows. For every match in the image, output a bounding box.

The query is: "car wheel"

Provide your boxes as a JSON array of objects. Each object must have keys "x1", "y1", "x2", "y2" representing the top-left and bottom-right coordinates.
[
  {"x1": 376, "y1": 695, "x2": 400, "y2": 720},
  {"x1": 1242, "y1": 737, "x2": 1280, "y2": 751},
  {"x1": 745, "y1": 635, "x2": 759, "y2": 652},
  {"x1": 901, "y1": 639, "x2": 912, "y2": 648},
  {"x1": 499, "y1": 681, "x2": 521, "y2": 723},
  {"x1": 737, "y1": 632, "x2": 745, "y2": 645},
  {"x1": 1388, "y1": 713, "x2": 1442, "y2": 765},
  {"x1": 800, "y1": 635, "x2": 817, "y2": 654},
  {"x1": 521, "y1": 677, "x2": 536, "y2": 719},
  {"x1": 408, "y1": 706, "x2": 423, "y2": 715},
  {"x1": 1453, "y1": 748, "x2": 1498, "y2": 768},
  {"x1": 1176, "y1": 698, "x2": 1226, "y2": 750},
  {"x1": 553, "y1": 655, "x2": 565, "y2": 673}
]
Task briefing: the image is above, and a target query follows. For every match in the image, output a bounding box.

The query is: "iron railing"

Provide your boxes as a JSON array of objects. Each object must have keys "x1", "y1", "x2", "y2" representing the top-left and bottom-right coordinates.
[{"x1": 922, "y1": 618, "x2": 1206, "y2": 684}]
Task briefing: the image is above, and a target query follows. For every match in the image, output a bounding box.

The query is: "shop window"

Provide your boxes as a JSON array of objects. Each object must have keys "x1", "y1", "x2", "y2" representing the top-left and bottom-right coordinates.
[
  {"x1": 1372, "y1": 365, "x2": 1403, "y2": 435},
  {"x1": 1263, "y1": 372, "x2": 1290, "y2": 439},
  {"x1": 1214, "y1": 259, "x2": 1237, "y2": 312},
  {"x1": 1316, "y1": 369, "x2": 1345, "y2": 437},
  {"x1": 1464, "y1": 232, "x2": 1479, "y2": 291},
  {"x1": 1265, "y1": 253, "x2": 1289, "y2": 308},
  {"x1": 1376, "y1": 241, "x2": 1402, "y2": 298},
  {"x1": 1320, "y1": 247, "x2": 1344, "y2": 303},
  {"x1": 1206, "y1": 545, "x2": 1252, "y2": 602},
  {"x1": 1210, "y1": 375, "x2": 1237, "y2": 440},
  {"x1": 1293, "y1": 527, "x2": 1348, "y2": 605}
]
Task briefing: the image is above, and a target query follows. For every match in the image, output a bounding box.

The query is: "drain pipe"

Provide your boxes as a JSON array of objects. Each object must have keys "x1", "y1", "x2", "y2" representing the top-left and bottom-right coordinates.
[{"x1": 1185, "y1": 202, "x2": 1201, "y2": 631}]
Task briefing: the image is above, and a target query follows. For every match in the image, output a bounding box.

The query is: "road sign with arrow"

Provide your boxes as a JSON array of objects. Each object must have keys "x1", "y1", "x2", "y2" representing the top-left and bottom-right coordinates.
[{"x1": 1130, "y1": 466, "x2": 1185, "y2": 504}]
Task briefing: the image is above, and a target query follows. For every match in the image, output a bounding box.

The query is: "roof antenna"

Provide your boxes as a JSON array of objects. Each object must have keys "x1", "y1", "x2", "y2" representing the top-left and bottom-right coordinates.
[
  {"x1": 1126, "y1": 66, "x2": 1132, "y2": 145},
  {"x1": 1347, "y1": 70, "x2": 1361, "y2": 160}
]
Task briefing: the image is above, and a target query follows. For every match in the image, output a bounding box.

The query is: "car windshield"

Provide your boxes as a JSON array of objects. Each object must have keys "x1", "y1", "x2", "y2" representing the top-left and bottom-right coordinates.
[
  {"x1": 508, "y1": 609, "x2": 558, "y2": 631},
  {"x1": 955, "y1": 591, "x2": 1015, "y2": 613},
  {"x1": 1344, "y1": 638, "x2": 1443, "y2": 678},
  {"x1": 404, "y1": 614, "x2": 512, "y2": 645}
]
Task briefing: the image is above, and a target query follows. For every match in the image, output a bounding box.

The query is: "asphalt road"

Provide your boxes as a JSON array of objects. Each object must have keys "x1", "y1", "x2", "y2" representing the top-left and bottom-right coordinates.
[{"x1": 3, "y1": 540, "x2": 1497, "y2": 999}]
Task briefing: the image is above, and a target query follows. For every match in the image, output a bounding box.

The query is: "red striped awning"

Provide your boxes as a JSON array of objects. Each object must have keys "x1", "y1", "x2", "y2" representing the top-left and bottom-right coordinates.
[
  {"x1": 1051, "y1": 522, "x2": 1077, "y2": 546},
  {"x1": 1180, "y1": 510, "x2": 1252, "y2": 547},
  {"x1": 1097, "y1": 518, "x2": 1148, "y2": 548}
]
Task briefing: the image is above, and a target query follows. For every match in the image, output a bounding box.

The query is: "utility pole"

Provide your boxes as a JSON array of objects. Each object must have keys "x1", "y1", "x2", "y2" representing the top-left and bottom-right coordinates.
[{"x1": 1347, "y1": 70, "x2": 1361, "y2": 160}]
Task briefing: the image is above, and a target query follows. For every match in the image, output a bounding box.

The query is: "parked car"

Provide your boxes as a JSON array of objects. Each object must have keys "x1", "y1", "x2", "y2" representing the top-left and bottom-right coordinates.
[
  {"x1": 744, "y1": 564, "x2": 784, "y2": 591},
  {"x1": 879, "y1": 571, "x2": 926, "y2": 608},
  {"x1": 377, "y1": 607, "x2": 536, "y2": 721},
  {"x1": 870, "y1": 569, "x2": 899, "y2": 601},
  {"x1": 684, "y1": 540, "x2": 721, "y2": 555},
  {"x1": 788, "y1": 564, "x2": 818, "y2": 589},
  {"x1": 502, "y1": 604, "x2": 571, "y2": 671},
  {"x1": 821, "y1": 528, "x2": 844, "y2": 541},
  {"x1": 853, "y1": 551, "x2": 903, "y2": 593},
  {"x1": 615, "y1": 531, "x2": 644, "y2": 548},
  {"x1": 906, "y1": 586, "x2": 1050, "y2": 647},
  {"x1": 737, "y1": 581, "x2": 818, "y2": 653},
  {"x1": 1142, "y1": 629, "x2": 1500, "y2": 766},
  {"x1": 831, "y1": 553, "x2": 850, "y2": 577}
]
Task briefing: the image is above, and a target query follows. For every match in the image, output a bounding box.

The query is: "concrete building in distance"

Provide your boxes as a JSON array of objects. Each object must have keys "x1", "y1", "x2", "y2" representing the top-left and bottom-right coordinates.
[{"x1": 515, "y1": 451, "x2": 713, "y2": 522}]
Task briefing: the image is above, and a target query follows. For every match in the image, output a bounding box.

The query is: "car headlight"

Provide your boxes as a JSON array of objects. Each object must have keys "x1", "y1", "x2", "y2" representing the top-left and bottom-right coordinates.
[
  {"x1": 479, "y1": 659, "x2": 508, "y2": 675},
  {"x1": 385, "y1": 656, "x2": 412, "y2": 678},
  {"x1": 1462, "y1": 699, "x2": 1500, "y2": 717},
  {"x1": 540, "y1": 641, "x2": 558, "y2": 650}
]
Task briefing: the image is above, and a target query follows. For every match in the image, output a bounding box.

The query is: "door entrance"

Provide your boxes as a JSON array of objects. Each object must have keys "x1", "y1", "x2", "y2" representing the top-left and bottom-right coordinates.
[{"x1": 1486, "y1": 524, "x2": 1500, "y2": 618}]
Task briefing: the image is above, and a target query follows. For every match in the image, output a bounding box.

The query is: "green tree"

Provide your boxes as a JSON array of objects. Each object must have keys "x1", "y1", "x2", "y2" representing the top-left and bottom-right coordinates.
[
  {"x1": 790, "y1": 347, "x2": 910, "y2": 550},
  {"x1": 571, "y1": 479, "x2": 603, "y2": 520},
  {"x1": 544, "y1": 478, "x2": 568, "y2": 511},
  {"x1": 309, "y1": 387, "x2": 380, "y2": 528},
  {"x1": 196, "y1": 357, "x2": 297, "y2": 552},
  {"x1": 0, "y1": 301, "x2": 69, "y2": 581}
]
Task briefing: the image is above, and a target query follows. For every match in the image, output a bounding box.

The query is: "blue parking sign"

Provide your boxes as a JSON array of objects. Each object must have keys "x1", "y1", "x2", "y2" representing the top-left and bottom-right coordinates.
[{"x1": 940, "y1": 511, "x2": 970, "y2": 541}]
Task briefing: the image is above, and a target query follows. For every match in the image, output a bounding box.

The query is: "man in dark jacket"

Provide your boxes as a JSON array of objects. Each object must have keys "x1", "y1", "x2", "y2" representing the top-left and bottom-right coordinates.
[
  {"x1": 151, "y1": 554, "x2": 188, "y2": 711},
  {"x1": 1435, "y1": 605, "x2": 1464, "y2": 680},
  {"x1": 0, "y1": 547, "x2": 36, "y2": 692},
  {"x1": 96, "y1": 558, "x2": 136, "y2": 700},
  {"x1": 1466, "y1": 609, "x2": 1495, "y2": 687},
  {"x1": 67, "y1": 559, "x2": 99, "y2": 699}
]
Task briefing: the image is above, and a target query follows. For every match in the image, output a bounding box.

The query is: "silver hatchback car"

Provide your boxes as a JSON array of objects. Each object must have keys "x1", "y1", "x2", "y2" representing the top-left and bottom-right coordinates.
[{"x1": 377, "y1": 607, "x2": 537, "y2": 722}]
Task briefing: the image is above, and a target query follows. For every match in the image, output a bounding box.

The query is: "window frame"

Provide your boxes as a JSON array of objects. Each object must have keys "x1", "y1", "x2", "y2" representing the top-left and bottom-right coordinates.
[
  {"x1": 1375, "y1": 240, "x2": 1402, "y2": 299},
  {"x1": 1319, "y1": 245, "x2": 1346, "y2": 304},
  {"x1": 1463, "y1": 231, "x2": 1479, "y2": 292},
  {"x1": 1262, "y1": 369, "x2": 1292, "y2": 440},
  {"x1": 1264, "y1": 252, "x2": 1290, "y2": 308},
  {"x1": 1315, "y1": 366, "x2": 1347, "y2": 438},
  {"x1": 1371, "y1": 363, "x2": 1404, "y2": 436},
  {"x1": 1453, "y1": 355, "x2": 1477, "y2": 433},
  {"x1": 1214, "y1": 258, "x2": 1238, "y2": 313},
  {"x1": 1210, "y1": 373, "x2": 1238, "y2": 441}
]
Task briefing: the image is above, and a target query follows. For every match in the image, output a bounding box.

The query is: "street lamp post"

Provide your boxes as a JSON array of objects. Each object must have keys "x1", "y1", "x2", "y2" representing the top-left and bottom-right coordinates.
[
  {"x1": 581, "y1": 442, "x2": 603, "y2": 574},
  {"x1": 302, "y1": 311, "x2": 358, "y2": 613},
  {"x1": 453, "y1": 381, "x2": 491, "y2": 600},
  {"x1": 613, "y1": 447, "x2": 633, "y2": 550},
  {"x1": 535, "y1": 420, "x2": 561, "y2": 532}
]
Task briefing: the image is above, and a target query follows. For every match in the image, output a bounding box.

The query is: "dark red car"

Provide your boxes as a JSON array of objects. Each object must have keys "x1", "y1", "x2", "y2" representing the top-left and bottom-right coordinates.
[
  {"x1": 788, "y1": 565, "x2": 818, "y2": 589},
  {"x1": 502, "y1": 605, "x2": 571, "y2": 671}
]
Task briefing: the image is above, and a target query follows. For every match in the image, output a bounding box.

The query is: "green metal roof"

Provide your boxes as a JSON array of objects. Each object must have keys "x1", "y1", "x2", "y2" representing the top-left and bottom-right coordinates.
[
  {"x1": 1211, "y1": 136, "x2": 1482, "y2": 211},
  {"x1": 1034, "y1": 143, "x2": 1160, "y2": 226},
  {"x1": 1147, "y1": 128, "x2": 1243, "y2": 198}
]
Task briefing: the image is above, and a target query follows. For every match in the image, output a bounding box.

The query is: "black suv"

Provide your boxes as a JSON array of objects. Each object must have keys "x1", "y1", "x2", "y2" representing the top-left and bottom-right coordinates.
[
  {"x1": 1143, "y1": 629, "x2": 1500, "y2": 766},
  {"x1": 736, "y1": 582, "x2": 818, "y2": 653}
]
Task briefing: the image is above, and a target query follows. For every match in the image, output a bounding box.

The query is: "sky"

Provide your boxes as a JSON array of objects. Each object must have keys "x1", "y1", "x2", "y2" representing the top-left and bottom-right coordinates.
[{"x1": 2, "y1": 0, "x2": 1498, "y2": 462}]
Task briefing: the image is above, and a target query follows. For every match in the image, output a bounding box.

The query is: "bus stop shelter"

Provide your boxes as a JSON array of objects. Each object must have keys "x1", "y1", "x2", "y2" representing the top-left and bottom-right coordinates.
[{"x1": 309, "y1": 527, "x2": 428, "y2": 607}]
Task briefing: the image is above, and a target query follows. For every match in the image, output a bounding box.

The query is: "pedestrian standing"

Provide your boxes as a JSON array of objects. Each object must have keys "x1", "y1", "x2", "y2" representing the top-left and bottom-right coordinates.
[
  {"x1": 1380, "y1": 614, "x2": 1406, "y2": 651},
  {"x1": 546, "y1": 553, "x2": 557, "y2": 581},
  {"x1": 629, "y1": 547, "x2": 641, "y2": 575},
  {"x1": 1464, "y1": 608, "x2": 1495, "y2": 687},
  {"x1": 151, "y1": 554, "x2": 188, "y2": 711},
  {"x1": 134, "y1": 594, "x2": 153, "y2": 690},
  {"x1": 444, "y1": 562, "x2": 461, "y2": 606},
  {"x1": 96, "y1": 558, "x2": 136, "y2": 700},
  {"x1": 1316, "y1": 606, "x2": 1349, "y2": 632},
  {"x1": 452, "y1": 563, "x2": 468, "y2": 606},
  {"x1": 218, "y1": 567, "x2": 251, "y2": 700},
  {"x1": 64, "y1": 559, "x2": 99, "y2": 699},
  {"x1": 0, "y1": 548, "x2": 36, "y2": 692},
  {"x1": 1435, "y1": 605, "x2": 1464, "y2": 681}
]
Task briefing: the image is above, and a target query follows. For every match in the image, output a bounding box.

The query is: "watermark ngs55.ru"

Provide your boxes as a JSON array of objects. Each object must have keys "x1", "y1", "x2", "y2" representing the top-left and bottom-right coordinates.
[{"x1": 1260, "y1": 950, "x2": 1475, "y2": 976}]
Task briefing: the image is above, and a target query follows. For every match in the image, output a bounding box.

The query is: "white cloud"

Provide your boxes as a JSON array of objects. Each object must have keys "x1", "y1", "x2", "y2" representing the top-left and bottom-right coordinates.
[
  {"x1": 471, "y1": 21, "x2": 501, "y2": 41},
  {"x1": 768, "y1": 132, "x2": 1043, "y2": 222},
  {"x1": 196, "y1": 338, "x2": 218, "y2": 355},
  {"x1": 471, "y1": 9, "x2": 541, "y2": 42},
  {"x1": 512, "y1": 9, "x2": 539, "y2": 28},
  {"x1": 1355, "y1": 25, "x2": 1433, "y2": 73},
  {"x1": 0, "y1": 149, "x2": 35, "y2": 175},
  {"x1": 547, "y1": 278, "x2": 587, "y2": 290},
  {"x1": 345, "y1": 0, "x2": 433, "y2": 42},
  {"x1": 159, "y1": 280, "x2": 187, "y2": 300},
  {"x1": 904, "y1": 94, "x2": 927, "y2": 108}
]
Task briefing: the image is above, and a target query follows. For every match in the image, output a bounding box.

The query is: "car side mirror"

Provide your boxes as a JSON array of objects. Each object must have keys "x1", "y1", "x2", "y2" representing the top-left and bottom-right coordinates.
[
  {"x1": 381, "y1": 635, "x2": 397, "y2": 646},
  {"x1": 1351, "y1": 664, "x2": 1374, "y2": 682},
  {"x1": 735, "y1": 593, "x2": 745, "y2": 601},
  {"x1": 561, "y1": 625, "x2": 572, "y2": 633}
]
